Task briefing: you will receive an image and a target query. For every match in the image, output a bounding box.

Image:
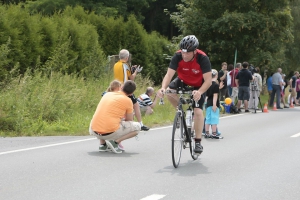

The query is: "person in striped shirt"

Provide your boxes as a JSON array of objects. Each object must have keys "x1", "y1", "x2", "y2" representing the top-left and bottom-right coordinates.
[{"x1": 137, "y1": 87, "x2": 159, "y2": 115}]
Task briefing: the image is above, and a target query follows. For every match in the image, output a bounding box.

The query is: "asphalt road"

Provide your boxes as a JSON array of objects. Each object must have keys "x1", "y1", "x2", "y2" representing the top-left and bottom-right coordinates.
[{"x1": 1, "y1": 107, "x2": 300, "y2": 200}]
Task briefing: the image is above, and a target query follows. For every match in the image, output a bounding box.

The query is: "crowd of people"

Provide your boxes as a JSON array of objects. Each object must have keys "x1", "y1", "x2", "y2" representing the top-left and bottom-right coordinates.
[
  {"x1": 88, "y1": 34, "x2": 300, "y2": 154},
  {"x1": 267, "y1": 70, "x2": 300, "y2": 108}
]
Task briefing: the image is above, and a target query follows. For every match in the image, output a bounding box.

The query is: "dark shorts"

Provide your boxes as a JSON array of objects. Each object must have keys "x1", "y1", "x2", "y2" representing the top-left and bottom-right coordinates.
[
  {"x1": 238, "y1": 86, "x2": 250, "y2": 100},
  {"x1": 168, "y1": 77, "x2": 205, "y2": 109},
  {"x1": 128, "y1": 94, "x2": 137, "y2": 104}
]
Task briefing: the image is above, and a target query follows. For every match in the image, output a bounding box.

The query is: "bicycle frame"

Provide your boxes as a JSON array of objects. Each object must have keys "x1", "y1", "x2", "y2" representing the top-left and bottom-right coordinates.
[{"x1": 177, "y1": 96, "x2": 193, "y2": 144}]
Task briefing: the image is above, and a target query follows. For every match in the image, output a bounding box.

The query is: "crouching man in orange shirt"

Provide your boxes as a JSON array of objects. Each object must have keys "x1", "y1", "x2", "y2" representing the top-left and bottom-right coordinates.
[{"x1": 89, "y1": 80, "x2": 141, "y2": 154}]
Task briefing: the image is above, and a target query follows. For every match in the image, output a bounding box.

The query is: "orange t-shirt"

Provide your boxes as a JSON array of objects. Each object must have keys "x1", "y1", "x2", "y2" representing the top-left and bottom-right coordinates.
[{"x1": 91, "y1": 91, "x2": 133, "y2": 133}]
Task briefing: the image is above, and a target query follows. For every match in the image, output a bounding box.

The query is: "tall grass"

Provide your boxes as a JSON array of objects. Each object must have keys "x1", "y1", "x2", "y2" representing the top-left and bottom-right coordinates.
[{"x1": 0, "y1": 69, "x2": 111, "y2": 136}]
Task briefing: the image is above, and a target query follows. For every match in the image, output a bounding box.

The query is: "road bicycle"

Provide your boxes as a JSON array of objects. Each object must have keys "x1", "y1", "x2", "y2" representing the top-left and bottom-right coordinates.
[{"x1": 166, "y1": 88, "x2": 200, "y2": 168}]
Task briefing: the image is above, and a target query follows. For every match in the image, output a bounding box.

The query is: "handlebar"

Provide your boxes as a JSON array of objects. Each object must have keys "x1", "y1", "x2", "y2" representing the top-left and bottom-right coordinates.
[
  {"x1": 164, "y1": 89, "x2": 199, "y2": 107},
  {"x1": 165, "y1": 89, "x2": 193, "y2": 95}
]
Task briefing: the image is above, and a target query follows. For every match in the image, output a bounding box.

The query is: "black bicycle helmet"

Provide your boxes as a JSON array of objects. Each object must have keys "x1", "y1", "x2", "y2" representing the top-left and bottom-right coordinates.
[{"x1": 179, "y1": 35, "x2": 199, "y2": 52}]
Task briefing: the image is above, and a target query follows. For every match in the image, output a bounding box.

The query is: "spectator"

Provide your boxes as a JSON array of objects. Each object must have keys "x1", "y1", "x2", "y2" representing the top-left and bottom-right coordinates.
[
  {"x1": 280, "y1": 74, "x2": 289, "y2": 108},
  {"x1": 270, "y1": 68, "x2": 283, "y2": 109},
  {"x1": 137, "y1": 87, "x2": 159, "y2": 115},
  {"x1": 229, "y1": 63, "x2": 241, "y2": 104},
  {"x1": 249, "y1": 67, "x2": 262, "y2": 109},
  {"x1": 218, "y1": 62, "x2": 229, "y2": 101},
  {"x1": 89, "y1": 80, "x2": 141, "y2": 154},
  {"x1": 296, "y1": 76, "x2": 300, "y2": 104},
  {"x1": 227, "y1": 64, "x2": 234, "y2": 96},
  {"x1": 113, "y1": 49, "x2": 149, "y2": 131},
  {"x1": 289, "y1": 71, "x2": 300, "y2": 106},
  {"x1": 235, "y1": 62, "x2": 253, "y2": 112},
  {"x1": 267, "y1": 72, "x2": 274, "y2": 106}
]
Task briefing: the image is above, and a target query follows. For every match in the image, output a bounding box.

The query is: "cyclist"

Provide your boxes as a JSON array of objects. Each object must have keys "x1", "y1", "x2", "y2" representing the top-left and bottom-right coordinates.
[{"x1": 157, "y1": 35, "x2": 212, "y2": 154}]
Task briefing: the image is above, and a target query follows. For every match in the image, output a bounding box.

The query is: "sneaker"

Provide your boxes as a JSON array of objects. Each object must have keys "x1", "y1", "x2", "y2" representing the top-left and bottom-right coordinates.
[
  {"x1": 284, "y1": 106, "x2": 289, "y2": 108},
  {"x1": 118, "y1": 142, "x2": 125, "y2": 151},
  {"x1": 238, "y1": 108, "x2": 242, "y2": 112},
  {"x1": 204, "y1": 133, "x2": 211, "y2": 138},
  {"x1": 194, "y1": 143, "x2": 203, "y2": 154},
  {"x1": 99, "y1": 143, "x2": 110, "y2": 152},
  {"x1": 141, "y1": 125, "x2": 150, "y2": 131},
  {"x1": 106, "y1": 140, "x2": 122, "y2": 154},
  {"x1": 245, "y1": 110, "x2": 250, "y2": 112}
]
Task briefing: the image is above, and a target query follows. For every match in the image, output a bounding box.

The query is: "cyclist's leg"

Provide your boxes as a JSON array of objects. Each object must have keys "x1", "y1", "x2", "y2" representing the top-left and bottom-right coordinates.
[
  {"x1": 193, "y1": 94, "x2": 205, "y2": 139},
  {"x1": 166, "y1": 77, "x2": 181, "y2": 108}
]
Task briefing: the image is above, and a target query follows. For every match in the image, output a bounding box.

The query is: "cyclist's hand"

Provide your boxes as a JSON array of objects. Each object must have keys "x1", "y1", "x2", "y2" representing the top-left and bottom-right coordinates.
[
  {"x1": 192, "y1": 90, "x2": 202, "y2": 101},
  {"x1": 157, "y1": 88, "x2": 165, "y2": 98}
]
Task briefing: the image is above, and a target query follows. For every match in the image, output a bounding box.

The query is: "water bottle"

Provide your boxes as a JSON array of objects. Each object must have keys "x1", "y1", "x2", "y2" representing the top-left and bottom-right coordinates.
[
  {"x1": 186, "y1": 109, "x2": 192, "y2": 127},
  {"x1": 159, "y1": 98, "x2": 164, "y2": 105}
]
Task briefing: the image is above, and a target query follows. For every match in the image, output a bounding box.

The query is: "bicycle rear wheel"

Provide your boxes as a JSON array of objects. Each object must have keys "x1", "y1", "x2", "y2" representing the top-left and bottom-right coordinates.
[
  {"x1": 172, "y1": 112, "x2": 183, "y2": 168},
  {"x1": 189, "y1": 130, "x2": 199, "y2": 160}
]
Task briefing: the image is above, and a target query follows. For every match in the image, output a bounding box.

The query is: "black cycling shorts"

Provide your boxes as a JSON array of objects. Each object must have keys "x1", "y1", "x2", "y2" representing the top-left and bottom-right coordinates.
[{"x1": 168, "y1": 77, "x2": 205, "y2": 109}]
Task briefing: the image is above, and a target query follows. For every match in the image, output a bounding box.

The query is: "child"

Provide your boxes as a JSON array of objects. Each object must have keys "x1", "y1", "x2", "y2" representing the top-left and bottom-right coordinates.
[
  {"x1": 102, "y1": 80, "x2": 122, "y2": 96},
  {"x1": 204, "y1": 69, "x2": 223, "y2": 139}
]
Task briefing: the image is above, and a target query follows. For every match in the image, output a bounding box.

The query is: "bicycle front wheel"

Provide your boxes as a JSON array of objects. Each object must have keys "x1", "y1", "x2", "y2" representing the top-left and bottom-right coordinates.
[
  {"x1": 172, "y1": 111, "x2": 183, "y2": 168},
  {"x1": 189, "y1": 130, "x2": 199, "y2": 160}
]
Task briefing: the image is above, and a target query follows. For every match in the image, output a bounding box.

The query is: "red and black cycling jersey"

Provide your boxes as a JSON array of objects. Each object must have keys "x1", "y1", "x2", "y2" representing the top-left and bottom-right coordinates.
[{"x1": 169, "y1": 49, "x2": 211, "y2": 87}]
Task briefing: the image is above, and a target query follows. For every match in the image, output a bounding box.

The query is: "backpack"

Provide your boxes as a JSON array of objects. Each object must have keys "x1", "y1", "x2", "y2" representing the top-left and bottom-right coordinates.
[{"x1": 230, "y1": 104, "x2": 239, "y2": 114}]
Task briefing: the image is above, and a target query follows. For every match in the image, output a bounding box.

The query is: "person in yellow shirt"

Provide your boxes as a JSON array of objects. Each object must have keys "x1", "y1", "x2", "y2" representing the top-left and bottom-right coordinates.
[
  {"x1": 114, "y1": 49, "x2": 149, "y2": 131},
  {"x1": 89, "y1": 80, "x2": 141, "y2": 154}
]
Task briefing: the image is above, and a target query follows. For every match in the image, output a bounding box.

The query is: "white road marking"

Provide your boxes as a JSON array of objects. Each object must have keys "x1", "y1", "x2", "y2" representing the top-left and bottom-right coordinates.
[
  {"x1": 140, "y1": 194, "x2": 166, "y2": 200},
  {"x1": 0, "y1": 138, "x2": 96, "y2": 155},
  {"x1": 291, "y1": 132, "x2": 300, "y2": 138}
]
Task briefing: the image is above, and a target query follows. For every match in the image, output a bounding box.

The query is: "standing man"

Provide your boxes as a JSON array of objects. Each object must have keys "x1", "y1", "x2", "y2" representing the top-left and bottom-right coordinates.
[
  {"x1": 235, "y1": 62, "x2": 253, "y2": 112},
  {"x1": 157, "y1": 35, "x2": 212, "y2": 154},
  {"x1": 289, "y1": 71, "x2": 300, "y2": 106},
  {"x1": 229, "y1": 63, "x2": 241, "y2": 104},
  {"x1": 114, "y1": 49, "x2": 149, "y2": 131},
  {"x1": 137, "y1": 87, "x2": 159, "y2": 115},
  {"x1": 218, "y1": 62, "x2": 229, "y2": 101},
  {"x1": 89, "y1": 80, "x2": 141, "y2": 154},
  {"x1": 269, "y1": 68, "x2": 283, "y2": 109}
]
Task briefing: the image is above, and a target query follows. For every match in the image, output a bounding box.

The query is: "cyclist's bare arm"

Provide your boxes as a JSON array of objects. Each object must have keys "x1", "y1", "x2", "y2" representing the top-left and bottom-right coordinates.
[
  {"x1": 158, "y1": 68, "x2": 176, "y2": 97},
  {"x1": 192, "y1": 72, "x2": 212, "y2": 101}
]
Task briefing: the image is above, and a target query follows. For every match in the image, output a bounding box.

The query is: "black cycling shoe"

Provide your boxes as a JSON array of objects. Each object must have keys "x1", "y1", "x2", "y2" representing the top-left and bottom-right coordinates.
[
  {"x1": 141, "y1": 125, "x2": 150, "y2": 131},
  {"x1": 194, "y1": 143, "x2": 203, "y2": 154}
]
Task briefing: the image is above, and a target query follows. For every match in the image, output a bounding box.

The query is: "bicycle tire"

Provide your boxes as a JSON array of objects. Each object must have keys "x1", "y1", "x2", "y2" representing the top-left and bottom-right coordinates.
[
  {"x1": 189, "y1": 129, "x2": 199, "y2": 160},
  {"x1": 172, "y1": 111, "x2": 183, "y2": 168}
]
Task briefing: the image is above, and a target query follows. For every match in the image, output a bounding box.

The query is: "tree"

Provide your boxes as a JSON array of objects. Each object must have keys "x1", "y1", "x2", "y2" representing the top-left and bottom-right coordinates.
[
  {"x1": 285, "y1": 0, "x2": 300, "y2": 76},
  {"x1": 170, "y1": 0, "x2": 294, "y2": 72}
]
